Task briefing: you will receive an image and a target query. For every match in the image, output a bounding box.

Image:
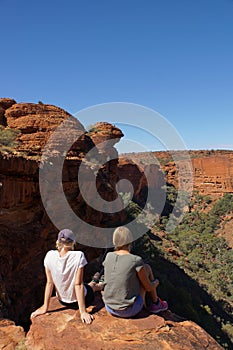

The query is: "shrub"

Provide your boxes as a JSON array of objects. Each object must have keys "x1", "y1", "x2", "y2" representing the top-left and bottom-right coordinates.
[{"x1": 0, "y1": 127, "x2": 20, "y2": 148}]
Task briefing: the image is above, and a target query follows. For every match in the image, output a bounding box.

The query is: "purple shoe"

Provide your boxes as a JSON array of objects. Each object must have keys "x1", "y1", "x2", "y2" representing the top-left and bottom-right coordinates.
[{"x1": 149, "y1": 298, "x2": 168, "y2": 314}]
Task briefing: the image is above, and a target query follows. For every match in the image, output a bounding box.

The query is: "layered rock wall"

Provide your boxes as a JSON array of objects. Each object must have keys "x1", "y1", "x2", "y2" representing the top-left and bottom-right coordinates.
[
  {"x1": 192, "y1": 155, "x2": 233, "y2": 195},
  {"x1": 0, "y1": 99, "x2": 125, "y2": 328},
  {"x1": 122, "y1": 150, "x2": 233, "y2": 199},
  {"x1": 0, "y1": 155, "x2": 39, "y2": 209}
]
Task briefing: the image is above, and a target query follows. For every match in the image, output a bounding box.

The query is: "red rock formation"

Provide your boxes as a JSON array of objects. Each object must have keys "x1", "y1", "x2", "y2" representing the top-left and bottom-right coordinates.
[
  {"x1": 0, "y1": 98, "x2": 17, "y2": 110},
  {"x1": 0, "y1": 154, "x2": 39, "y2": 209},
  {"x1": 117, "y1": 157, "x2": 144, "y2": 194},
  {"x1": 0, "y1": 99, "x2": 125, "y2": 329},
  {"x1": 25, "y1": 296, "x2": 223, "y2": 350},
  {"x1": 0, "y1": 99, "x2": 231, "y2": 349},
  {"x1": 0, "y1": 98, "x2": 16, "y2": 126},
  {"x1": 87, "y1": 122, "x2": 124, "y2": 148},
  {"x1": 3, "y1": 101, "x2": 89, "y2": 156},
  {"x1": 192, "y1": 155, "x2": 233, "y2": 196},
  {"x1": 121, "y1": 150, "x2": 233, "y2": 199},
  {"x1": 117, "y1": 157, "x2": 168, "y2": 217},
  {"x1": 162, "y1": 154, "x2": 233, "y2": 198},
  {"x1": 0, "y1": 318, "x2": 25, "y2": 350}
]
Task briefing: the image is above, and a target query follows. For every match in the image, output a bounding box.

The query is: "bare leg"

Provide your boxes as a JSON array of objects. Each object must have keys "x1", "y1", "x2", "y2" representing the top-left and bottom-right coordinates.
[
  {"x1": 145, "y1": 264, "x2": 159, "y2": 302},
  {"x1": 139, "y1": 264, "x2": 159, "y2": 306}
]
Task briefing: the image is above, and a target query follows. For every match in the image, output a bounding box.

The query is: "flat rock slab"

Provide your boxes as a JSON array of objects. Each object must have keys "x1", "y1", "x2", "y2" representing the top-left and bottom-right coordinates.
[{"x1": 26, "y1": 296, "x2": 223, "y2": 350}]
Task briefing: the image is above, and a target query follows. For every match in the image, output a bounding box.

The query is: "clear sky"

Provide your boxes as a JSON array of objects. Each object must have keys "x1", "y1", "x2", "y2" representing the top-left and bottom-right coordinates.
[{"x1": 1, "y1": 0, "x2": 233, "y2": 152}]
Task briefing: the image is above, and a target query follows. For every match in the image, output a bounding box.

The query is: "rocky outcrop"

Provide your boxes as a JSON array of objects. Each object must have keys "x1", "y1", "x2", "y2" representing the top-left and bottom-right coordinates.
[
  {"x1": 25, "y1": 296, "x2": 223, "y2": 350},
  {"x1": 0, "y1": 99, "x2": 231, "y2": 349},
  {"x1": 86, "y1": 121, "x2": 124, "y2": 203},
  {"x1": 0, "y1": 99, "x2": 125, "y2": 329},
  {"x1": 1, "y1": 297, "x2": 223, "y2": 350},
  {"x1": 87, "y1": 122, "x2": 124, "y2": 148},
  {"x1": 0, "y1": 98, "x2": 16, "y2": 127},
  {"x1": 2, "y1": 100, "x2": 90, "y2": 156},
  {"x1": 0, "y1": 98, "x2": 17, "y2": 110},
  {"x1": 0, "y1": 318, "x2": 25, "y2": 350}
]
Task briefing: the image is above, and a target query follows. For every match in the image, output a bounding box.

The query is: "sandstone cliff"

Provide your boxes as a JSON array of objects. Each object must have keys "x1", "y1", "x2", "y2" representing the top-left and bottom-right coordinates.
[
  {"x1": 0, "y1": 98, "x2": 125, "y2": 329},
  {"x1": 0, "y1": 98, "x2": 232, "y2": 349},
  {"x1": 122, "y1": 150, "x2": 233, "y2": 199}
]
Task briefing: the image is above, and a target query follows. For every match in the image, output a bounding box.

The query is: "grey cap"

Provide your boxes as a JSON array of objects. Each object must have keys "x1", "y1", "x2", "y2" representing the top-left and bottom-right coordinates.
[{"x1": 57, "y1": 229, "x2": 76, "y2": 243}]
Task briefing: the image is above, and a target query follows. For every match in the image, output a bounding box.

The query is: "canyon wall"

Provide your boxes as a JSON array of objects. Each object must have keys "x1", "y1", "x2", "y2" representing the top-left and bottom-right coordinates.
[
  {"x1": 0, "y1": 98, "x2": 232, "y2": 349},
  {"x1": 0, "y1": 98, "x2": 125, "y2": 327},
  {"x1": 121, "y1": 150, "x2": 233, "y2": 200}
]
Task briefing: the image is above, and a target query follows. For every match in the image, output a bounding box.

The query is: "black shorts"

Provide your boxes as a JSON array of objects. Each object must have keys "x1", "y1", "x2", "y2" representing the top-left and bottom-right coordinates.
[{"x1": 59, "y1": 284, "x2": 95, "y2": 309}]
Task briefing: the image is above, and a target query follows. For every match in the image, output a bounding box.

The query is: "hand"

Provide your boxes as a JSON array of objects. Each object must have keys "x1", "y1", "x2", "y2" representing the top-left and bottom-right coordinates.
[
  {"x1": 30, "y1": 305, "x2": 47, "y2": 320},
  {"x1": 80, "y1": 311, "x2": 94, "y2": 324}
]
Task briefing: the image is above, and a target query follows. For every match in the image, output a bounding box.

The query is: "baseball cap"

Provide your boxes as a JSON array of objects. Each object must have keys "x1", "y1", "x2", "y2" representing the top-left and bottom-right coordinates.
[{"x1": 57, "y1": 229, "x2": 76, "y2": 243}]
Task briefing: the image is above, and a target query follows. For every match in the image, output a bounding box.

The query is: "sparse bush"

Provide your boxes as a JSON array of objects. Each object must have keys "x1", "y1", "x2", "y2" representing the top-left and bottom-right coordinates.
[{"x1": 0, "y1": 127, "x2": 20, "y2": 148}]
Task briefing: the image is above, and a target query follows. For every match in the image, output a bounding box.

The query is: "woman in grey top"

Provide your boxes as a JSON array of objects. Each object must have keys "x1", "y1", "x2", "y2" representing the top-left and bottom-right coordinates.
[{"x1": 103, "y1": 226, "x2": 168, "y2": 318}]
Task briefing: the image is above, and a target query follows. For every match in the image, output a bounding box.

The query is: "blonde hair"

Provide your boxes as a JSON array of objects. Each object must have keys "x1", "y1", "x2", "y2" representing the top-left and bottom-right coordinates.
[
  {"x1": 113, "y1": 226, "x2": 133, "y2": 249},
  {"x1": 56, "y1": 239, "x2": 75, "y2": 252}
]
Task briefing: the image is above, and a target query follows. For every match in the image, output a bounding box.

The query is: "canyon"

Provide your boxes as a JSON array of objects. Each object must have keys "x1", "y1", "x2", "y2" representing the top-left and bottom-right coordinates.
[{"x1": 0, "y1": 98, "x2": 232, "y2": 349}]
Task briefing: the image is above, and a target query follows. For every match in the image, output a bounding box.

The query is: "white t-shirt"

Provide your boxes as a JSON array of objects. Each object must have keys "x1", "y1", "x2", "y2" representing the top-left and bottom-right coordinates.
[{"x1": 44, "y1": 250, "x2": 88, "y2": 303}]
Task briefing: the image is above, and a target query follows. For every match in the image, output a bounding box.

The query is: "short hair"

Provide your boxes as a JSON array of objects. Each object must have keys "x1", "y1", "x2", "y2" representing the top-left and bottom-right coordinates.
[{"x1": 113, "y1": 226, "x2": 133, "y2": 249}]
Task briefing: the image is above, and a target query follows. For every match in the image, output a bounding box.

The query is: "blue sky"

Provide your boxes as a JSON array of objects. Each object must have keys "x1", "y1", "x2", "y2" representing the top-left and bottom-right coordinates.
[{"x1": 1, "y1": 0, "x2": 233, "y2": 152}]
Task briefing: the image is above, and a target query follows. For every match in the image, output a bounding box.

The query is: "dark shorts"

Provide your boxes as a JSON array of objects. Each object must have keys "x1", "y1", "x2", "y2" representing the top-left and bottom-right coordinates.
[
  {"x1": 59, "y1": 284, "x2": 95, "y2": 309},
  {"x1": 105, "y1": 294, "x2": 144, "y2": 318}
]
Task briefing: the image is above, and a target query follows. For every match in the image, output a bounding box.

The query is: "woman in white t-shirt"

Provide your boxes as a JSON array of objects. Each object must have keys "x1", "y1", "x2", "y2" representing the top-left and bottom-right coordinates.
[{"x1": 30, "y1": 229, "x2": 103, "y2": 324}]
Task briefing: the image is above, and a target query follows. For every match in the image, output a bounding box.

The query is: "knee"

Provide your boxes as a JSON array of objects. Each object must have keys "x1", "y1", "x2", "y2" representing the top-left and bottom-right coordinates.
[{"x1": 144, "y1": 263, "x2": 152, "y2": 275}]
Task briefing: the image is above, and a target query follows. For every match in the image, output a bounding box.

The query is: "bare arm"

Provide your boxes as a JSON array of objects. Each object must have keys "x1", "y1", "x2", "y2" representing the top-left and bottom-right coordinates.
[
  {"x1": 74, "y1": 267, "x2": 93, "y2": 324},
  {"x1": 30, "y1": 268, "x2": 54, "y2": 319}
]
